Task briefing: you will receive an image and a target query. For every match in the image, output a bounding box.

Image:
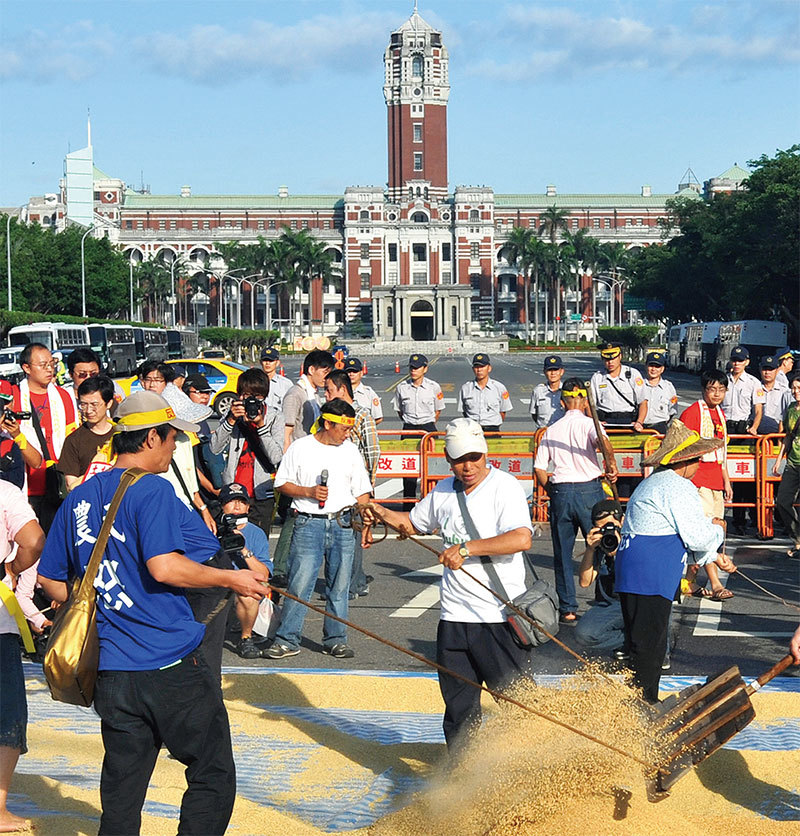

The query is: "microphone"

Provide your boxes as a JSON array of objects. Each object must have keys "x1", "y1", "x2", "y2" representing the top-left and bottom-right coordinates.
[{"x1": 319, "y1": 469, "x2": 329, "y2": 509}]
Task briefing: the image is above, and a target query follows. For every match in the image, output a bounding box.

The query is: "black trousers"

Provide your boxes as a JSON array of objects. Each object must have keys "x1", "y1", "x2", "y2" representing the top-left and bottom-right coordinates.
[
  {"x1": 248, "y1": 496, "x2": 275, "y2": 537},
  {"x1": 29, "y1": 493, "x2": 60, "y2": 534},
  {"x1": 618, "y1": 592, "x2": 672, "y2": 703},
  {"x1": 402, "y1": 422, "x2": 436, "y2": 499},
  {"x1": 481, "y1": 425, "x2": 501, "y2": 433},
  {"x1": 436, "y1": 620, "x2": 531, "y2": 750},
  {"x1": 93, "y1": 650, "x2": 236, "y2": 836}
]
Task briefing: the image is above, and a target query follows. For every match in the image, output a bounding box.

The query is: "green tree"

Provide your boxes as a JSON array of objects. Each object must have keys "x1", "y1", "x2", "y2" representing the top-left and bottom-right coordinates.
[
  {"x1": 537, "y1": 207, "x2": 569, "y2": 344},
  {"x1": 499, "y1": 225, "x2": 537, "y2": 343}
]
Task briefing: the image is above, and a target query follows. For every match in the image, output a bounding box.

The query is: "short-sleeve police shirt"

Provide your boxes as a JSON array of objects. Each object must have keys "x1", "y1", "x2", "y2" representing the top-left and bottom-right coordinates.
[
  {"x1": 642, "y1": 379, "x2": 678, "y2": 425},
  {"x1": 457, "y1": 378, "x2": 512, "y2": 426},
  {"x1": 353, "y1": 382, "x2": 383, "y2": 421},
  {"x1": 722, "y1": 371, "x2": 766, "y2": 422},
  {"x1": 393, "y1": 378, "x2": 443, "y2": 425},
  {"x1": 266, "y1": 373, "x2": 294, "y2": 412},
  {"x1": 590, "y1": 366, "x2": 646, "y2": 414},
  {"x1": 529, "y1": 383, "x2": 564, "y2": 428}
]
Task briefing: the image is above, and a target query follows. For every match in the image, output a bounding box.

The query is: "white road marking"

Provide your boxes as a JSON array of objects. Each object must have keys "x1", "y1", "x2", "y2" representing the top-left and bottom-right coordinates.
[
  {"x1": 374, "y1": 479, "x2": 403, "y2": 499},
  {"x1": 389, "y1": 564, "x2": 443, "y2": 618},
  {"x1": 692, "y1": 571, "x2": 795, "y2": 637}
]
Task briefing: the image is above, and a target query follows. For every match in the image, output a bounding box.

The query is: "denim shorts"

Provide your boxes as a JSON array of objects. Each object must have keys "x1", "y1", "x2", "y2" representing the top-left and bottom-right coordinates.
[{"x1": 0, "y1": 632, "x2": 28, "y2": 753}]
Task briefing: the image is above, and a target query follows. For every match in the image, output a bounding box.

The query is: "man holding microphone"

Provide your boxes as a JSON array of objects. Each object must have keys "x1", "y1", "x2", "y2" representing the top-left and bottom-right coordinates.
[{"x1": 264, "y1": 399, "x2": 372, "y2": 660}]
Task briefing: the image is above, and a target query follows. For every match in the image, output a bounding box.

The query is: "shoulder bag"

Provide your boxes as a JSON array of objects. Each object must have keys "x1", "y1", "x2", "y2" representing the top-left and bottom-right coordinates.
[
  {"x1": 44, "y1": 467, "x2": 147, "y2": 706},
  {"x1": 30, "y1": 405, "x2": 69, "y2": 502},
  {"x1": 454, "y1": 482, "x2": 559, "y2": 649}
]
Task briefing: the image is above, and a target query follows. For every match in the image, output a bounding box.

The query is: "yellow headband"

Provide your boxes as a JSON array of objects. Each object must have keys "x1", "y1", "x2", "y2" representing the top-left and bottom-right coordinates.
[
  {"x1": 562, "y1": 388, "x2": 587, "y2": 398},
  {"x1": 660, "y1": 430, "x2": 701, "y2": 465},
  {"x1": 113, "y1": 406, "x2": 176, "y2": 432},
  {"x1": 601, "y1": 349, "x2": 621, "y2": 359},
  {"x1": 311, "y1": 412, "x2": 356, "y2": 434}
]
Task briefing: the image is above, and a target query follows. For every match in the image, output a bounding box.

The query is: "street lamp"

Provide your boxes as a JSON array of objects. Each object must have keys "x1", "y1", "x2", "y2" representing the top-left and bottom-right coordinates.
[
  {"x1": 80, "y1": 224, "x2": 94, "y2": 317},
  {"x1": 252, "y1": 278, "x2": 288, "y2": 332},
  {"x1": 221, "y1": 272, "x2": 259, "y2": 329},
  {"x1": 5, "y1": 205, "x2": 26, "y2": 311}
]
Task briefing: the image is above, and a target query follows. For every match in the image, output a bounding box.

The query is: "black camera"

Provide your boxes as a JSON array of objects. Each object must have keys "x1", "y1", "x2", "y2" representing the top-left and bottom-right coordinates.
[
  {"x1": 217, "y1": 513, "x2": 248, "y2": 569},
  {"x1": 243, "y1": 395, "x2": 264, "y2": 420},
  {"x1": 3, "y1": 408, "x2": 31, "y2": 422},
  {"x1": 599, "y1": 522, "x2": 621, "y2": 554}
]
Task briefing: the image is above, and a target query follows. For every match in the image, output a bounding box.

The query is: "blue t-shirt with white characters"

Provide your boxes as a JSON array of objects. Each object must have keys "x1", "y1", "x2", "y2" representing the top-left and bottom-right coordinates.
[{"x1": 39, "y1": 468, "x2": 221, "y2": 671}]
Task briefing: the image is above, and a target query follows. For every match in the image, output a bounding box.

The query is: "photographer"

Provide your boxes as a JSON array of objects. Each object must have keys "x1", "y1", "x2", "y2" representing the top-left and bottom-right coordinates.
[
  {"x1": 217, "y1": 483, "x2": 272, "y2": 659},
  {"x1": 576, "y1": 499, "x2": 625, "y2": 654},
  {"x1": 210, "y1": 369, "x2": 284, "y2": 536}
]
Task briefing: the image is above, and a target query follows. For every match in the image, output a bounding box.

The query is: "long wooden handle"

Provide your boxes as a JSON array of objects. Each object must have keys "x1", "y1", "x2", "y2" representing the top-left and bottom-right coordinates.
[
  {"x1": 746, "y1": 654, "x2": 795, "y2": 694},
  {"x1": 584, "y1": 379, "x2": 619, "y2": 501}
]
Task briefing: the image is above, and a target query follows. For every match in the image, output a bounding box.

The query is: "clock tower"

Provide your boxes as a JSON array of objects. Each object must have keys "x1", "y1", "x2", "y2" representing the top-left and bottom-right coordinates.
[{"x1": 384, "y1": 7, "x2": 450, "y2": 203}]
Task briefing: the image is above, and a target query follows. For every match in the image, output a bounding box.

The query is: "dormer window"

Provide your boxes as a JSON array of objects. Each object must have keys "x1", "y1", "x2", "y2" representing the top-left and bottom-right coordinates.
[{"x1": 412, "y1": 54, "x2": 424, "y2": 78}]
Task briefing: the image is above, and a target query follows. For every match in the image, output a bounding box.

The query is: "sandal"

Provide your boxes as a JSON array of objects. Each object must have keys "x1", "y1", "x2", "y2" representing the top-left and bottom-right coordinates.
[
  {"x1": 559, "y1": 612, "x2": 578, "y2": 623},
  {"x1": 709, "y1": 588, "x2": 734, "y2": 601},
  {"x1": 687, "y1": 583, "x2": 712, "y2": 598}
]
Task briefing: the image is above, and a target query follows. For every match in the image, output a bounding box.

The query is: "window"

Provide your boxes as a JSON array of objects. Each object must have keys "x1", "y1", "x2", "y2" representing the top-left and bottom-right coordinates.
[
  {"x1": 359, "y1": 210, "x2": 370, "y2": 221},
  {"x1": 470, "y1": 241, "x2": 480, "y2": 259},
  {"x1": 192, "y1": 220, "x2": 198, "y2": 230},
  {"x1": 604, "y1": 218, "x2": 611, "y2": 229},
  {"x1": 413, "y1": 124, "x2": 422, "y2": 142},
  {"x1": 387, "y1": 307, "x2": 394, "y2": 327},
  {"x1": 170, "y1": 220, "x2": 177, "y2": 230},
  {"x1": 469, "y1": 209, "x2": 479, "y2": 221},
  {"x1": 412, "y1": 243, "x2": 426, "y2": 262},
  {"x1": 413, "y1": 152, "x2": 423, "y2": 171},
  {"x1": 592, "y1": 218, "x2": 600, "y2": 229},
  {"x1": 625, "y1": 218, "x2": 632, "y2": 227},
  {"x1": 159, "y1": 220, "x2": 166, "y2": 230},
  {"x1": 93, "y1": 192, "x2": 101, "y2": 201},
  {"x1": 412, "y1": 272, "x2": 427, "y2": 285},
  {"x1": 269, "y1": 220, "x2": 276, "y2": 229},
  {"x1": 291, "y1": 220, "x2": 297, "y2": 229},
  {"x1": 442, "y1": 242, "x2": 451, "y2": 261},
  {"x1": 324, "y1": 220, "x2": 330, "y2": 229},
  {"x1": 411, "y1": 212, "x2": 428, "y2": 223},
  {"x1": 257, "y1": 220, "x2": 264, "y2": 229},
  {"x1": 360, "y1": 272, "x2": 371, "y2": 290},
  {"x1": 203, "y1": 220, "x2": 210, "y2": 229},
  {"x1": 451, "y1": 305, "x2": 458, "y2": 326},
  {"x1": 125, "y1": 220, "x2": 132, "y2": 230},
  {"x1": 388, "y1": 243, "x2": 398, "y2": 262},
  {"x1": 360, "y1": 243, "x2": 370, "y2": 259},
  {"x1": 571, "y1": 218, "x2": 578, "y2": 229},
  {"x1": 441, "y1": 271, "x2": 452, "y2": 284},
  {"x1": 412, "y1": 54, "x2": 423, "y2": 77}
]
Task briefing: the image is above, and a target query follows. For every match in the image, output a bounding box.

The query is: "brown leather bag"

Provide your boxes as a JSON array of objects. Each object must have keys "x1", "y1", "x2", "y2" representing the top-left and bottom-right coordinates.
[{"x1": 43, "y1": 468, "x2": 147, "y2": 706}]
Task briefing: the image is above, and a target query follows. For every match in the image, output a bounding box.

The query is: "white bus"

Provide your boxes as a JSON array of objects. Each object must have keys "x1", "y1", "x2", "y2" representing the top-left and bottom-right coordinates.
[
  {"x1": 715, "y1": 320, "x2": 787, "y2": 370},
  {"x1": 7, "y1": 322, "x2": 90, "y2": 357}
]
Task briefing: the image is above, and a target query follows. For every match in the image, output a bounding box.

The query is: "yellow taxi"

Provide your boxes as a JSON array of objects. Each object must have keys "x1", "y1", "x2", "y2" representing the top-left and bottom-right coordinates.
[{"x1": 117, "y1": 358, "x2": 250, "y2": 416}]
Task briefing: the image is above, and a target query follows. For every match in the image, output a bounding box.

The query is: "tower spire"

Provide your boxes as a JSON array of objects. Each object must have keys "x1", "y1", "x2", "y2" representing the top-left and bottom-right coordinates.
[{"x1": 87, "y1": 107, "x2": 92, "y2": 148}]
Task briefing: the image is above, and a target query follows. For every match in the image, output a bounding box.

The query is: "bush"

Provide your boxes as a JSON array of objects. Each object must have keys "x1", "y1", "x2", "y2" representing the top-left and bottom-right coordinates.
[{"x1": 597, "y1": 326, "x2": 659, "y2": 356}]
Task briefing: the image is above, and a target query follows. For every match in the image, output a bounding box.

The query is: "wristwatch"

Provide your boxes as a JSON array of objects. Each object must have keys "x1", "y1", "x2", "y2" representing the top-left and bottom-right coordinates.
[{"x1": 457, "y1": 543, "x2": 470, "y2": 559}]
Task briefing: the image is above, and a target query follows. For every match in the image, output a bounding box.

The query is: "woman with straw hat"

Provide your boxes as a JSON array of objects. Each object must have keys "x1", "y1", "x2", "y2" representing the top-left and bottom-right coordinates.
[{"x1": 615, "y1": 420, "x2": 736, "y2": 703}]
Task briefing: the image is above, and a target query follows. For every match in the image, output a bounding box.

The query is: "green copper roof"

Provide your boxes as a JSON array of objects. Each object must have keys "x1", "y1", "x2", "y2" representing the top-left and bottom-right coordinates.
[
  {"x1": 122, "y1": 192, "x2": 344, "y2": 210},
  {"x1": 715, "y1": 164, "x2": 750, "y2": 181},
  {"x1": 93, "y1": 164, "x2": 114, "y2": 181},
  {"x1": 494, "y1": 193, "x2": 677, "y2": 208}
]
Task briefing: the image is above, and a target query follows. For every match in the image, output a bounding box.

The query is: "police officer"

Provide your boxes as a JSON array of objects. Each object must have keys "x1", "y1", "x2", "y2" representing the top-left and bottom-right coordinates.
[
  {"x1": 457, "y1": 353, "x2": 512, "y2": 433},
  {"x1": 641, "y1": 350, "x2": 677, "y2": 434},
  {"x1": 775, "y1": 347, "x2": 795, "y2": 388},
  {"x1": 394, "y1": 354, "x2": 443, "y2": 499},
  {"x1": 758, "y1": 355, "x2": 791, "y2": 435},
  {"x1": 723, "y1": 345, "x2": 765, "y2": 535},
  {"x1": 345, "y1": 357, "x2": 383, "y2": 424},
  {"x1": 590, "y1": 343, "x2": 647, "y2": 426},
  {"x1": 529, "y1": 355, "x2": 565, "y2": 429},
  {"x1": 260, "y1": 347, "x2": 294, "y2": 412}
]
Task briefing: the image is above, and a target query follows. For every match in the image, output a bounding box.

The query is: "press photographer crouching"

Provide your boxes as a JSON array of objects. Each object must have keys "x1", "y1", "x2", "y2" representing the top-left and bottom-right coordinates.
[
  {"x1": 217, "y1": 482, "x2": 273, "y2": 659},
  {"x1": 575, "y1": 498, "x2": 625, "y2": 655},
  {"x1": 210, "y1": 369, "x2": 285, "y2": 536}
]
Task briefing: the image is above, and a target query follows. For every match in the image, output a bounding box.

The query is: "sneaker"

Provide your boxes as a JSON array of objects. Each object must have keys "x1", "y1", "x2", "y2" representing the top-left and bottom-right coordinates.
[
  {"x1": 238, "y1": 636, "x2": 262, "y2": 659},
  {"x1": 263, "y1": 642, "x2": 300, "y2": 659},
  {"x1": 355, "y1": 584, "x2": 370, "y2": 596},
  {"x1": 661, "y1": 653, "x2": 671, "y2": 671},
  {"x1": 348, "y1": 591, "x2": 358, "y2": 600},
  {"x1": 322, "y1": 644, "x2": 354, "y2": 659},
  {"x1": 364, "y1": 575, "x2": 374, "y2": 584},
  {"x1": 613, "y1": 647, "x2": 630, "y2": 662}
]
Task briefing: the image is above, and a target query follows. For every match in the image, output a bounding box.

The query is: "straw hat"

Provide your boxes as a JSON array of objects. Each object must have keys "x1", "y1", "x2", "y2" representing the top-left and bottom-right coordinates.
[{"x1": 640, "y1": 419, "x2": 723, "y2": 467}]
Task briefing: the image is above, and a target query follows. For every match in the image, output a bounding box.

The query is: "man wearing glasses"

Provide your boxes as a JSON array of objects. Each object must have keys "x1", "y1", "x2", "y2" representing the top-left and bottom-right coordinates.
[
  {"x1": 57, "y1": 375, "x2": 117, "y2": 490},
  {"x1": 7, "y1": 343, "x2": 77, "y2": 531},
  {"x1": 63, "y1": 348, "x2": 123, "y2": 415}
]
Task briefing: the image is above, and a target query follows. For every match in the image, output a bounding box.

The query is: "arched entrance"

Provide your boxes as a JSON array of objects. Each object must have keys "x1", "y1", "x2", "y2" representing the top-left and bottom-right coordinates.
[{"x1": 410, "y1": 299, "x2": 434, "y2": 341}]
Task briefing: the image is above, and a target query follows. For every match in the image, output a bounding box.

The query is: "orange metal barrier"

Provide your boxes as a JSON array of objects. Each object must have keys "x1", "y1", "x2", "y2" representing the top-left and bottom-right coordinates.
[
  {"x1": 373, "y1": 429, "x2": 426, "y2": 507},
  {"x1": 757, "y1": 433, "x2": 785, "y2": 537}
]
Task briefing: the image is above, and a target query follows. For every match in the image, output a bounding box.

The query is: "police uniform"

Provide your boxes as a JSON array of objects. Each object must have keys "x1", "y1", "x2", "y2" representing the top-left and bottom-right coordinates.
[
  {"x1": 529, "y1": 384, "x2": 564, "y2": 428},
  {"x1": 260, "y1": 348, "x2": 294, "y2": 412},
  {"x1": 758, "y1": 356, "x2": 790, "y2": 435},
  {"x1": 589, "y1": 366, "x2": 646, "y2": 424},
  {"x1": 394, "y1": 354, "x2": 443, "y2": 499},
  {"x1": 352, "y1": 383, "x2": 382, "y2": 422},
  {"x1": 457, "y1": 380, "x2": 511, "y2": 432},
  {"x1": 775, "y1": 348, "x2": 794, "y2": 388},
  {"x1": 722, "y1": 372, "x2": 766, "y2": 433},
  {"x1": 642, "y1": 351, "x2": 677, "y2": 434}
]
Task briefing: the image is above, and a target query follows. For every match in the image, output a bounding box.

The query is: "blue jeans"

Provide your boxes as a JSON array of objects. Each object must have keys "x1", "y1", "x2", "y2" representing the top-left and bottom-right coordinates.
[
  {"x1": 548, "y1": 479, "x2": 605, "y2": 613},
  {"x1": 275, "y1": 514, "x2": 356, "y2": 650}
]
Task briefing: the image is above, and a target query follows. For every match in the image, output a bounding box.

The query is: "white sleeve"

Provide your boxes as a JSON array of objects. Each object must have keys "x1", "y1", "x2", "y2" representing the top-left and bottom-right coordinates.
[
  {"x1": 456, "y1": 383, "x2": 466, "y2": 415},
  {"x1": 533, "y1": 433, "x2": 551, "y2": 469},
  {"x1": 494, "y1": 476, "x2": 533, "y2": 534},
  {"x1": 349, "y1": 446, "x2": 373, "y2": 497},
  {"x1": 500, "y1": 383, "x2": 512, "y2": 412},
  {"x1": 409, "y1": 488, "x2": 439, "y2": 535}
]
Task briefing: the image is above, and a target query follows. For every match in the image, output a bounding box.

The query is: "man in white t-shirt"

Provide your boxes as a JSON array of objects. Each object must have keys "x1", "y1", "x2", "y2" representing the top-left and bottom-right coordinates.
[
  {"x1": 367, "y1": 418, "x2": 534, "y2": 750},
  {"x1": 265, "y1": 399, "x2": 372, "y2": 660}
]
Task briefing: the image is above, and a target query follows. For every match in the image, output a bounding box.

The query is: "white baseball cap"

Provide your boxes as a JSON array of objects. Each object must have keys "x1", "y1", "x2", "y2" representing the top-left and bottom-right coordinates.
[{"x1": 444, "y1": 418, "x2": 488, "y2": 459}]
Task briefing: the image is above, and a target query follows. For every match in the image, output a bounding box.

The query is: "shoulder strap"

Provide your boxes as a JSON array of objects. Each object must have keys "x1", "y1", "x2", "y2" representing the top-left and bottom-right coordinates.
[
  {"x1": 453, "y1": 479, "x2": 511, "y2": 602},
  {"x1": 169, "y1": 459, "x2": 202, "y2": 513},
  {"x1": 29, "y1": 404, "x2": 54, "y2": 463},
  {"x1": 75, "y1": 468, "x2": 148, "y2": 602},
  {"x1": 606, "y1": 372, "x2": 637, "y2": 410}
]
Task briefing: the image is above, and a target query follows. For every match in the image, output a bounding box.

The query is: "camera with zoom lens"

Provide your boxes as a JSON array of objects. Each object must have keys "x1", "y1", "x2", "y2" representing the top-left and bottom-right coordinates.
[
  {"x1": 217, "y1": 513, "x2": 249, "y2": 569},
  {"x1": 3, "y1": 408, "x2": 31, "y2": 422},
  {"x1": 243, "y1": 395, "x2": 264, "y2": 420},
  {"x1": 599, "y1": 522, "x2": 621, "y2": 554}
]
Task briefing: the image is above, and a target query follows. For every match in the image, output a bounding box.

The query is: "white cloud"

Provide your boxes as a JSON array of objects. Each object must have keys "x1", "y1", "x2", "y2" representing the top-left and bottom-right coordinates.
[
  {"x1": 134, "y1": 11, "x2": 401, "y2": 84},
  {"x1": 0, "y1": 21, "x2": 114, "y2": 82},
  {"x1": 471, "y1": 2, "x2": 800, "y2": 82}
]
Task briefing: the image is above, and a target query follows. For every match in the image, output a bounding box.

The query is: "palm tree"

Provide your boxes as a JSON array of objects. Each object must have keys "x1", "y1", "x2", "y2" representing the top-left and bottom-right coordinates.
[
  {"x1": 537, "y1": 207, "x2": 569, "y2": 343},
  {"x1": 564, "y1": 229, "x2": 600, "y2": 338},
  {"x1": 499, "y1": 225, "x2": 535, "y2": 343},
  {"x1": 134, "y1": 259, "x2": 171, "y2": 323}
]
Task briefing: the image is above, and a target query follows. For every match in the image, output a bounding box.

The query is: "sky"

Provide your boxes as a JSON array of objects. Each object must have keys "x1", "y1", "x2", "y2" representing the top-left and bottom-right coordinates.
[{"x1": 1, "y1": 0, "x2": 798, "y2": 206}]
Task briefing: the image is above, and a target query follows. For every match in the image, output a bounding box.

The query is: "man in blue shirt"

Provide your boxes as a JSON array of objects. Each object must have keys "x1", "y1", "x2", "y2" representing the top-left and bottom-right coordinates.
[{"x1": 37, "y1": 391, "x2": 266, "y2": 836}]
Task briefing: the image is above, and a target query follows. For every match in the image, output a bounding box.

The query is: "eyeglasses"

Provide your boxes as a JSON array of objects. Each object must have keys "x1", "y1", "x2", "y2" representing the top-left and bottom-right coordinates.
[
  {"x1": 30, "y1": 362, "x2": 56, "y2": 370},
  {"x1": 143, "y1": 376, "x2": 165, "y2": 384},
  {"x1": 73, "y1": 371, "x2": 99, "y2": 380},
  {"x1": 78, "y1": 401, "x2": 103, "y2": 412}
]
